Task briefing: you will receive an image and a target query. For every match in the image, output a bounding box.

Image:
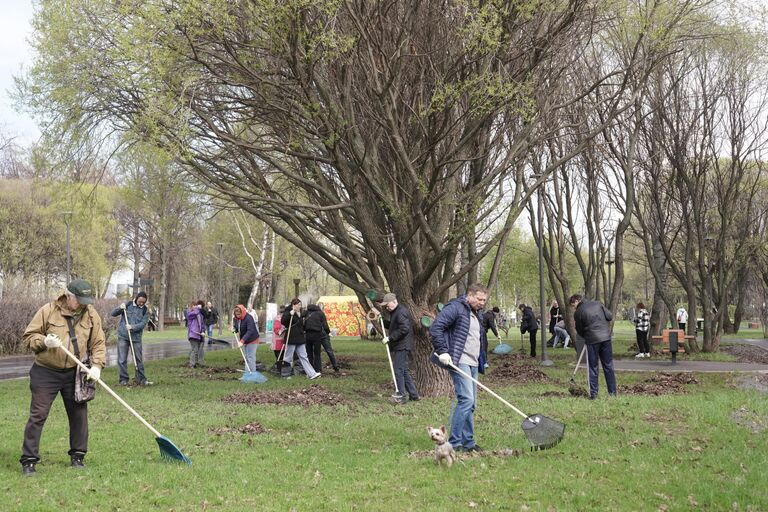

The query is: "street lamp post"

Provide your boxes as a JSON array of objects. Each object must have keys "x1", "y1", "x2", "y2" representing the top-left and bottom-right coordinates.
[
  {"x1": 604, "y1": 229, "x2": 615, "y2": 306},
  {"x1": 61, "y1": 211, "x2": 73, "y2": 284},
  {"x1": 537, "y1": 185, "x2": 553, "y2": 367},
  {"x1": 217, "y1": 243, "x2": 224, "y2": 335}
]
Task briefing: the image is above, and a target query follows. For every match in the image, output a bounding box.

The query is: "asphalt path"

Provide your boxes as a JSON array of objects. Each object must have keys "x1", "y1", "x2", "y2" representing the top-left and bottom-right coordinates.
[{"x1": 0, "y1": 340, "x2": 230, "y2": 381}]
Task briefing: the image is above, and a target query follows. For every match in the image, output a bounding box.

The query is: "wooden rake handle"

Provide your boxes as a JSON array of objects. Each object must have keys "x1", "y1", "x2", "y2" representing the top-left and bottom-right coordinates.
[
  {"x1": 437, "y1": 353, "x2": 530, "y2": 420},
  {"x1": 57, "y1": 343, "x2": 163, "y2": 438}
]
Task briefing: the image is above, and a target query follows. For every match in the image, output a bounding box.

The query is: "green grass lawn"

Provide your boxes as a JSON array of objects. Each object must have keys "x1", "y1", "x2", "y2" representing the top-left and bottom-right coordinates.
[{"x1": 1, "y1": 337, "x2": 766, "y2": 511}]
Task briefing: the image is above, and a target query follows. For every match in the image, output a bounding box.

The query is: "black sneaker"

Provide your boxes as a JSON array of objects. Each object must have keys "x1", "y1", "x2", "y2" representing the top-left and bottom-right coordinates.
[
  {"x1": 466, "y1": 445, "x2": 483, "y2": 453},
  {"x1": 21, "y1": 462, "x2": 36, "y2": 477},
  {"x1": 71, "y1": 457, "x2": 85, "y2": 469},
  {"x1": 409, "y1": 396, "x2": 420, "y2": 402}
]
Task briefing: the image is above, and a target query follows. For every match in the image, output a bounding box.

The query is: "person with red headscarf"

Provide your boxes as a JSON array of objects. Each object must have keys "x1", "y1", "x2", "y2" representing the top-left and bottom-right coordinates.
[{"x1": 233, "y1": 304, "x2": 261, "y2": 372}]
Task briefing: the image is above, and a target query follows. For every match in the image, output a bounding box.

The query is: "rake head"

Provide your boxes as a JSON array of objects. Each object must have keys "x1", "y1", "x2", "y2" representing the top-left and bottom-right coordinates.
[
  {"x1": 155, "y1": 435, "x2": 192, "y2": 465},
  {"x1": 240, "y1": 370, "x2": 268, "y2": 384},
  {"x1": 492, "y1": 343, "x2": 513, "y2": 355},
  {"x1": 521, "y1": 414, "x2": 566, "y2": 451}
]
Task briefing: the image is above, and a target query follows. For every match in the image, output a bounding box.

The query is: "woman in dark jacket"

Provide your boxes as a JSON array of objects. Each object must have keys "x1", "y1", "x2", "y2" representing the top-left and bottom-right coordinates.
[
  {"x1": 304, "y1": 304, "x2": 339, "y2": 373},
  {"x1": 519, "y1": 303, "x2": 538, "y2": 358},
  {"x1": 279, "y1": 298, "x2": 320, "y2": 379}
]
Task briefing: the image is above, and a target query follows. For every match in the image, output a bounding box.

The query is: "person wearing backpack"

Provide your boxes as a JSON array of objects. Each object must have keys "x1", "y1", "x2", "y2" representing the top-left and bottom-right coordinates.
[
  {"x1": 279, "y1": 298, "x2": 321, "y2": 379},
  {"x1": 519, "y1": 303, "x2": 539, "y2": 357}
]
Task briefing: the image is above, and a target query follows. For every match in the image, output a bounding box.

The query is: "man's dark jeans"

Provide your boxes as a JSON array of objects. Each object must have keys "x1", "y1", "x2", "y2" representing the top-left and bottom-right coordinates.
[
  {"x1": 586, "y1": 340, "x2": 617, "y2": 398},
  {"x1": 308, "y1": 334, "x2": 339, "y2": 372},
  {"x1": 392, "y1": 349, "x2": 419, "y2": 399},
  {"x1": 21, "y1": 364, "x2": 88, "y2": 464}
]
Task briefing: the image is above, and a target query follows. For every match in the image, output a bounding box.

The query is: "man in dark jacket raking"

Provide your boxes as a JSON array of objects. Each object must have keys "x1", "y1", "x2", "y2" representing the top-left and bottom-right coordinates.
[
  {"x1": 110, "y1": 291, "x2": 151, "y2": 386},
  {"x1": 430, "y1": 283, "x2": 489, "y2": 452},
  {"x1": 570, "y1": 294, "x2": 617, "y2": 399},
  {"x1": 380, "y1": 293, "x2": 419, "y2": 404},
  {"x1": 518, "y1": 303, "x2": 538, "y2": 357}
]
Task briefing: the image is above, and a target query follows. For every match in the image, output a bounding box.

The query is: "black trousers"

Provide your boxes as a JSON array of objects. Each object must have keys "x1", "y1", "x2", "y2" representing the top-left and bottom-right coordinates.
[
  {"x1": 307, "y1": 335, "x2": 339, "y2": 372},
  {"x1": 21, "y1": 364, "x2": 88, "y2": 464},
  {"x1": 529, "y1": 329, "x2": 538, "y2": 357}
]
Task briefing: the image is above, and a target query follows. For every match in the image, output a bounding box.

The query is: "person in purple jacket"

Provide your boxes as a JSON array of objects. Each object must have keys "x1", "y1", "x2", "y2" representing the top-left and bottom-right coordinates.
[{"x1": 186, "y1": 301, "x2": 206, "y2": 368}]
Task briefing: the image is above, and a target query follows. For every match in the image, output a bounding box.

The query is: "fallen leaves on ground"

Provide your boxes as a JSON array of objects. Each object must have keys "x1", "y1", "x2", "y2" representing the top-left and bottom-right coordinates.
[
  {"x1": 619, "y1": 372, "x2": 699, "y2": 395},
  {"x1": 721, "y1": 345, "x2": 768, "y2": 364},
  {"x1": 486, "y1": 360, "x2": 550, "y2": 384},
  {"x1": 209, "y1": 422, "x2": 271, "y2": 435},
  {"x1": 408, "y1": 448, "x2": 522, "y2": 459},
  {"x1": 222, "y1": 385, "x2": 348, "y2": 407},
  {"x1": 730, "y1": 406, "x2": 767, "y2": 433}
]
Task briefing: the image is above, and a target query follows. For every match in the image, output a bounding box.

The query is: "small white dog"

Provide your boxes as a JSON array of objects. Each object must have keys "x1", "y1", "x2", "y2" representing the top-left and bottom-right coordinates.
[{"x1": 428, "y1": 426, "x2": 456, "y2": 468}]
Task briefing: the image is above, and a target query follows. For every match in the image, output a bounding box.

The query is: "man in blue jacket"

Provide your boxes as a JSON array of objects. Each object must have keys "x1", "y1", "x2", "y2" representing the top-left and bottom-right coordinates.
[
  {"x1": 381, "y1": 293, "x2": 419, "y2": 404},
  {"x1": 111, "y1": 291, "x2": 150, "y2": 386},
  {"x1": 429, "y1": 283, "x2": 489, "y2": 452},
  {"x1": 570, "y1": 293, "x2": 617, "y2": 399}
]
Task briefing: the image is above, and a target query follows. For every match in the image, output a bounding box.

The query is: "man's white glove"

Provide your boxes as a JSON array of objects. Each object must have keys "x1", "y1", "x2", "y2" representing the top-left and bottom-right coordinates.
[
  {"x1": 290, "y1": 310, "x2": 296, "y2": 316},
  {"x1": 120, "y1": 303, "x2": 127, "y2": 310},
  {"x1": 87, "y1": 366, "x2": 101, "y2": 381},
  {"x1": 382, "y1": 336, "x2": 390, "y2": 344},
  {"x1": 44, "y1": 333, "x2": 62, "y2": 348},
  {"x1": 126, "y1": 323, "x2": 132, "y2": 330},
  {"x1": 438, "y1": 353, "x2": 452, "y2": 366},
  {"x1": 238, "y1": 339, "x2": 244, "y2": 347}
]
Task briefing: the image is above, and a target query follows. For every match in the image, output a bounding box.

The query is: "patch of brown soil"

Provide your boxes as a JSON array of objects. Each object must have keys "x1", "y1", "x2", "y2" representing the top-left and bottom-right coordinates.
[
  {"x1": 732, "y1": 373, "x2": 768, "y2": 394},
  {"x1": 721, "y1": 345, "x2": 768, "y2": 364},
  {"x1": 223, "y1": 385, "x2": 348, "y2": 407},
  {"x1": 486, "y1": 360, "x2": 550, "y2": 384},
  {"x1": 409, "y1": 448, "x2": 522, "y2": 460},
  {"x1": 209, "y1": 422, "x2": 271, "y2": 435},
  {"x1": 730, "y1": 407, "x2": 767, "y2": 433},
  {"x1": 620, "y1": 372, "x2": 699, "y2": 395}
]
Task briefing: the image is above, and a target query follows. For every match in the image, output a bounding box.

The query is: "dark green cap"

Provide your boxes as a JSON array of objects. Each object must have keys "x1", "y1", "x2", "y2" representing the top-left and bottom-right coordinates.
[{"x1": 67, "y1": 279, "x2": 95, "y2": 304}]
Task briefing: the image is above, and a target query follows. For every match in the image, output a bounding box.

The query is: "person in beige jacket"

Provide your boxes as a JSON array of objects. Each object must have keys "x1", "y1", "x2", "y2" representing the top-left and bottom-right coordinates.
[{"x1": 19, "y1": 279, "x2": 106, "y2": 476}]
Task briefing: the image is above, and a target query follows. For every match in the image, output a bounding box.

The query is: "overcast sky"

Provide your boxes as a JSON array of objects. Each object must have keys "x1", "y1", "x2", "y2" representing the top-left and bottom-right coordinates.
[{"x1": 0, "y1": 1, "x2": 37, "y2": 144}]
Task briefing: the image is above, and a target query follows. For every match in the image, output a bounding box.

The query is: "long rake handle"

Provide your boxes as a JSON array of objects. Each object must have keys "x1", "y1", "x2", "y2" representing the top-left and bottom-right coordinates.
[
  {"x1": 440, "y1": 355, "x2": 529, "y2": 420},
  {"x1": 571, "y1": 344, "x2": 587, "y2": 380},
  {"x1": 380, "y1": 317, "x2": 400, "y2": 395},
  {"x1": 232, "y1": 333, "x2": 253, "y2": 373},
  {"x1": 57, "y1": 343, "x2": 163, "y2": 438},
  {"x1": 122, "y1": 308, "x2": 138, "y2": 368}
]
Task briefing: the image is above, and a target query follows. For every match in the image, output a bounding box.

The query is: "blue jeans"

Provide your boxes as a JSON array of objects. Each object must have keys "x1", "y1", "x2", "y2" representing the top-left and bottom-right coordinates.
[
  {"x1": 206, "y1": 324, "x2": 214, "y2": 340},
  {"x1": 243, "y1": 343, "x2": 258, "y2": 372},
  {"x1": 449, "y1": 363, "x2": 478, "y2": 449},
  {"x1": 117, "y1": 336, "x2": 146, "y2": 383},
  {"x1": 586, "y1": 340, "x2": 617, "y2": 398}
]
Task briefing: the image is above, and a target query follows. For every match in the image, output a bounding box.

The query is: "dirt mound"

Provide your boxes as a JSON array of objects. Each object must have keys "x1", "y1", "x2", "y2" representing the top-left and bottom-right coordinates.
[
  {"x1": 620, "y1": 372, "x2": 699, "y2": 395},
  {"x1": 409, "y1": 448, "x2": 522, "y2": 460},
  {"x1": 730, "y1": 407, "x2": 767, "y2": 433},
  {"x1": 209, "y1": 422, "x2": 271, "y2": 435},
  {"x1": 732, "y1": 373, "x2": 768, "y2": 394},
  {"x1": 486, "y1": 361, "x2": 550, "y2": 384},
  {"x1": 721, "y1": 344, "x2": 768, "y2": 364},
  {"x1": 223, "y1": 385, "x2": 347, "y2": 407}
]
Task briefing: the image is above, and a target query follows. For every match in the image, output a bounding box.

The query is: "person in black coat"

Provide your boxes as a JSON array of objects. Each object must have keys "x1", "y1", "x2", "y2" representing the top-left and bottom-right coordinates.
[
  {"x1": 279, "y1": 298, "x2": 321, "y2": 379},
  {"x1": 304, "y1": 304, "x2": 339, "y2": 373},
  {"x1": 381, "y1": 293, "x2": 419, "y2": 403},
  {"x1": 570, "y1": 294, "x2": 616, "y2": 399},
  {"x1": 518, "y1": 303, "x2": 538, "y2": 357}
]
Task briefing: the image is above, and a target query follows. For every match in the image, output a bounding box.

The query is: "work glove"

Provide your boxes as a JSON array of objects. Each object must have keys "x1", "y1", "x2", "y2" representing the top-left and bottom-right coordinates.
[
  {"x1": 87, "y1": 366, "x2": 101, "y2": 381},
  {"x1": 438, "y1": 353, "x2": 452, "y2": 366},
  {"x1": 120, "y1": 303, "x2": 127, "y2": 310},
  {"x1": 126, "y1": 323, "x2": 132, "y2": 331},
  {"x1": 238, "y1": 340, "x2": 244, "y2": 347},
  {"x1": 44, "y1": 333, "x2": 62, "y2": 348},
  {"x1": 381, "y1": 336, "x2": 390, "y2": 345},
  {"x1": 290, "y1": 310, "x2": 296, "y2": 316}
]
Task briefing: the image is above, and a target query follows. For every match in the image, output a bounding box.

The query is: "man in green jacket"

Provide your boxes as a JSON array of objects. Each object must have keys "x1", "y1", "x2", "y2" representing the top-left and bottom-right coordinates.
[{"x1": 19, "y1": 279, "x2": 106, "y2": 476}]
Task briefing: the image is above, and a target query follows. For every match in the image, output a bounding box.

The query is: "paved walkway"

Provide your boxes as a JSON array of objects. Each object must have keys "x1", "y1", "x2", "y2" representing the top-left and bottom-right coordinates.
[{"x1": 0, "y1": 340, "x2": 229, "y2": 381}]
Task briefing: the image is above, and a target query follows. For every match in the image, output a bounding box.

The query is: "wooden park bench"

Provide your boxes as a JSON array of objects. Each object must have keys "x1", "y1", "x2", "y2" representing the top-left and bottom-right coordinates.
[{"x1": 651, "y1": 329, "x2": 695, "y2": 363}]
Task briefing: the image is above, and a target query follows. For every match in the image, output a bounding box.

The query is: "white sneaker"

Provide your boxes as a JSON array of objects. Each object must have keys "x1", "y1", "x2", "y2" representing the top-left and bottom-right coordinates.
[
  {"x1": 644, "y1": 353, "x2": 650, "y2": 358},
  {"x1": 635, "y1": 353, "x2": 644, "y2": 358}
]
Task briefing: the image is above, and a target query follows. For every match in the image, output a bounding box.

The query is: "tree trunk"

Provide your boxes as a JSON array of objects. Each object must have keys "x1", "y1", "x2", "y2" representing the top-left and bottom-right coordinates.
[{"x1": 411, "y1": 329, "x2": 453, "y2": 398}]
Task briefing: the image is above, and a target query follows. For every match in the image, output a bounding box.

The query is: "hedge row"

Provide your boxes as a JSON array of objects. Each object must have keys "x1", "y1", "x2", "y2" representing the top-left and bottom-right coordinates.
[{"x1": 0, "y1": 298, "x2": 120, "y2": 355}]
